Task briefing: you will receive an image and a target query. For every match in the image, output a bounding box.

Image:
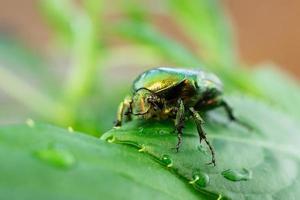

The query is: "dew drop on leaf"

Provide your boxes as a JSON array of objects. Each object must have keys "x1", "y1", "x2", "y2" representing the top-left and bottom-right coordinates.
[
  {"x1": 217, "y1": 194, "x2": 223, "y2": 200},
  {"x1": 106, "y1": 135, "x2": 116, "y2": 143},
  {"x1": 189, "y1": 173, "x2": 210, "y2": 187},
  {"x1": 138, "y1": 145, "x2": 146, "y2": 152},
  {"x1": 221, "y1": 168, "x2": 252, "y2": 182},
  {"x1": 161, "y1": 154, "x2": 173, "y2": 167},
  {"x1": 34, "y1": 145, "x2": 76, "y2": 169}
]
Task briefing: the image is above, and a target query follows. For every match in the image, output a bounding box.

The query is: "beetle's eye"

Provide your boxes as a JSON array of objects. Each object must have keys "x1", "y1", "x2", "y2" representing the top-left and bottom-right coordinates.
[
  {"x1": 132, "y1": 91, "x2": 151, "y2": 114},
  {"x1": 146, "y1": 96, "x2": 154, "y2": 103}
]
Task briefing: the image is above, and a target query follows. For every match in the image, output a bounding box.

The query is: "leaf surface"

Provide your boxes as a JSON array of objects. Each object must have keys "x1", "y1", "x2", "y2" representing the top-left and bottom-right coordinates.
[
  {"x1": 102, "y1": 96, "x2": 300, "y2": 200},
  {"x1": 0, "y1": 124, "x2": 202, "y2": 200}
]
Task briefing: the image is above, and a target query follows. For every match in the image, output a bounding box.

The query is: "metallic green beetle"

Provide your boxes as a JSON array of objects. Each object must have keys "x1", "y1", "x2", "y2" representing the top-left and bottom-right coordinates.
[{"x1": 115, "y1": 67, "x2": 242, "y2": 166}]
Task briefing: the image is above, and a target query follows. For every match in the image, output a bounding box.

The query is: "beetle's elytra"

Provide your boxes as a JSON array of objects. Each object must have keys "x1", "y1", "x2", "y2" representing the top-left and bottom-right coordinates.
[{"x1": 115, "y1": 67, "x2": 242, "y2": 166}]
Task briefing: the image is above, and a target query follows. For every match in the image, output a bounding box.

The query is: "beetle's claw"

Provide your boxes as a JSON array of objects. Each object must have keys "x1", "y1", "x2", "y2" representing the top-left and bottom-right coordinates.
[
  {"x1": 199, "y1": 137, "x2": 203, "y2": 144},
  {"x1": 171, "y1": 146, "x2": 180, "y2": 153},
  {"x1": 114, "y1": 120, "x2": 122, "y2": 127},
  {"x1": 206, "y1": 160, "x2": 216, "y2": 167}
]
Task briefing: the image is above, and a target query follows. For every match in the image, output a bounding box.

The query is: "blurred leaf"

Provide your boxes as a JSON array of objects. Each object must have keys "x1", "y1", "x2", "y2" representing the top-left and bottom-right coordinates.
[
  {"x1": 40, "y1": 0, "x2": 104, "y2": 127},
  {"x1": 0, "y1": 124, "x2": 203, "y2": 200},
  {"x1": 83, "y1": 0, "x2": 103, "y2": 21},
  {"x1": 253, "y1": 65, "x2": 300, "y2": 121},
  {"x1": 39, "y1": 0, "x2": 74, "y2": 43},
  {"x1": 64, "y1": 14, "x2": 100, "y2": 104},
  {"x1": 63, "y1": 17, "x2": 102, "y2": 131},
  {"x1": 114, "y1": 21, "x2": 202, "y2": 67},
  {"x1": 102, "y1": 96, "x2": 300, "y2": 199},
  {"x1": 0, "y1": 35, "x2": 58, "y2": 92},
  {"x1": 0, "y1": 67, "x2": 69, "y2": 124},
  {"x1": 121, "y1": 0, "x2": 148, "y2": 22},
  {"x1": 0, "y1": 35, "x2": 45, "y2": 72},
  {"x1": 113, "y1": 20, "x2": 262, "y2": 98},
  {"x1": 168, "y1": 0, "x2": 237, "y2": 67},
  {"x1": 214, "y1": 67, "x2": 264, "y2": 98}
]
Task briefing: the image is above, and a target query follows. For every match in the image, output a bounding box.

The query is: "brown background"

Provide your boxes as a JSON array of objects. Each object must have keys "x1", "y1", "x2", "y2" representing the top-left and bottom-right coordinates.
[{"x1": 0, "y1": 0, "x2": 299, "y2": 78}]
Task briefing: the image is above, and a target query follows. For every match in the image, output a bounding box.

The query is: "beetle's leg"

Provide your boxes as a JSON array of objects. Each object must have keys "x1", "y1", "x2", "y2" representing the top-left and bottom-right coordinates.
[
  {"x1": 114, "y1": 96, "x2": 132, "y2": 127},
  {"x1": 220, "y1": 100, "x2": 252, "y2": 130},
  {"x1": 220, "y1": 100, "x2": 236, "y2": 121},
  {"x1": 174, "y1": 99, "x2": 185, "y2": 152},
  {"x1": 189, "y1": 107, "x2": 216, "y2": 166}
]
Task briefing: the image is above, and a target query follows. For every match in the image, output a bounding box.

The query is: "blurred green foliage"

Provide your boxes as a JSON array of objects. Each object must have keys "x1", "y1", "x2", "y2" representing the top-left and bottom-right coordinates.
[
  {"x1": 1, "y1": 0, "x2": 300, "y2": 199},
  {"x1": 0, "y1": 0, "x2": 299, "y2": 135}
]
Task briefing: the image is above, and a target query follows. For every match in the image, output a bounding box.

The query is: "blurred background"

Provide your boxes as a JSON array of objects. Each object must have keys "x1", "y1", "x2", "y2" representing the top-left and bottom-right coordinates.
[
  {"x1": 0, "y1": 0, "x2": 299, "y2": 136},
  {"x1": 2, "y1": 0, "x2": 300, "y2": 74}
]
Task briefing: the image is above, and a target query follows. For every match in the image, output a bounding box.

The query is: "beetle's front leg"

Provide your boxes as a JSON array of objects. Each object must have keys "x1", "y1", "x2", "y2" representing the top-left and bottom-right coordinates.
[
  {"x1": 114, "y1": 96, "x2": 132, "y2": 127},
  {"x1": 189, "y1": 107, "x2": 216, "y2": 166},
  {"x1": 220, "y1": 100, "x2": 252, "y2": 130},
  {"x1": 174, "y1": 99, "x2": 185, "y2": 152}
]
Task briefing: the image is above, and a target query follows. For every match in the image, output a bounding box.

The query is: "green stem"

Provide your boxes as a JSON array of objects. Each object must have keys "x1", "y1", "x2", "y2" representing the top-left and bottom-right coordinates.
[{"x1": 63, "y1": 4, "x2": 102, "y2": 125}]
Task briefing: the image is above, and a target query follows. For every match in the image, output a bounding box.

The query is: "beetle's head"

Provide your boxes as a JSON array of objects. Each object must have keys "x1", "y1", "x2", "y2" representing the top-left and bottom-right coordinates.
[
  {"x1": 198, "y1": 72, "x2": 223, "y2": 96},
  {"x1": 131, "y1": 88, "x2": 161, "y2": 116}
]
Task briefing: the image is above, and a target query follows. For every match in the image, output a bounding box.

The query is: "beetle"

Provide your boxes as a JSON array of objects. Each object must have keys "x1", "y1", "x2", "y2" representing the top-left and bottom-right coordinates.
[{"x1": 114, "y1": 67, "x2": 244, "y2": 166}]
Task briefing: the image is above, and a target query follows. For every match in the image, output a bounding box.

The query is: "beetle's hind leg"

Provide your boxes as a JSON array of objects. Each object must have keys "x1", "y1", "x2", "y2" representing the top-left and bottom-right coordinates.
[
  {"x1": 114, "y1": 96, "x2": 132, "y2": 127},
  {"x1": 174, "y1": 99, "x2": 185, "y2": 152},
  {"x1": 189, "y1": 107, "x2": 216, "y2": 166},
  {"x1": 220, "y1": 100, "x2": 252, "y2": 130}
]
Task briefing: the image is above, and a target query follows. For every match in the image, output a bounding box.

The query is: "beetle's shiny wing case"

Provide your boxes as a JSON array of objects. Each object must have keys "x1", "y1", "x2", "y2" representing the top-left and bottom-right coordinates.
[{"x1": 133, "y1": 67, "x2": 198, "y2": 93}]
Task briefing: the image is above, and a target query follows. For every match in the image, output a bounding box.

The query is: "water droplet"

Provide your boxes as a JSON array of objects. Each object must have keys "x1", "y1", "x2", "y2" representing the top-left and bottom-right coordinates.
[
  {"x1": 189, "y1": 172, "x2": 209, "y2": 187},
  {"x1": 68, "y1": 126, "x2": 74, "y2": 133},
  {"x1": 26, "y1": 118, "x2": 35, "y2": 127},
  {"x1": 221, "y1": 168, "x2": 252, "y2": 182},
  {"x1": 106, "y1": 135, "x2": 116, "y2": 143},
  {"x1": 34, "y1": 145, "x2": 75, "y2": 169},
  {"x1": 138, "y1": 145, "x2": 146, "y2": 152},
  {"x1": 161, "y1": 155, "x2": 173, "y2": 167}
]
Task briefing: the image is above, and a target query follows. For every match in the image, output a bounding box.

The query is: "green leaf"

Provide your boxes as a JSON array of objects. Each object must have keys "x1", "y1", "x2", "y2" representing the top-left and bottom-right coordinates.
[
  {"x1": 168, "y1": 0, "x2": 237, "y2": 67},
  {"x1": 102, "y1": 95, "x2": 300, "y2": 199},
  {"x1": 253, "y1": 66, "x2": 300, "y2": 121},
  {"x1": 0, "y1": 67, "x2": 68, "y2": 124},
  {"x1": 39, "y1": 0, "x2": 74, "y2": 43},
  {"x1": 0, "y1": 35, "x2": 58, "y2": 93},
  {"x1": 0, "y1": 124, "x2": 204, "y2": 200},
  {"x1": 114, "y1": 21, "x2": 201, "y2": 66}
]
